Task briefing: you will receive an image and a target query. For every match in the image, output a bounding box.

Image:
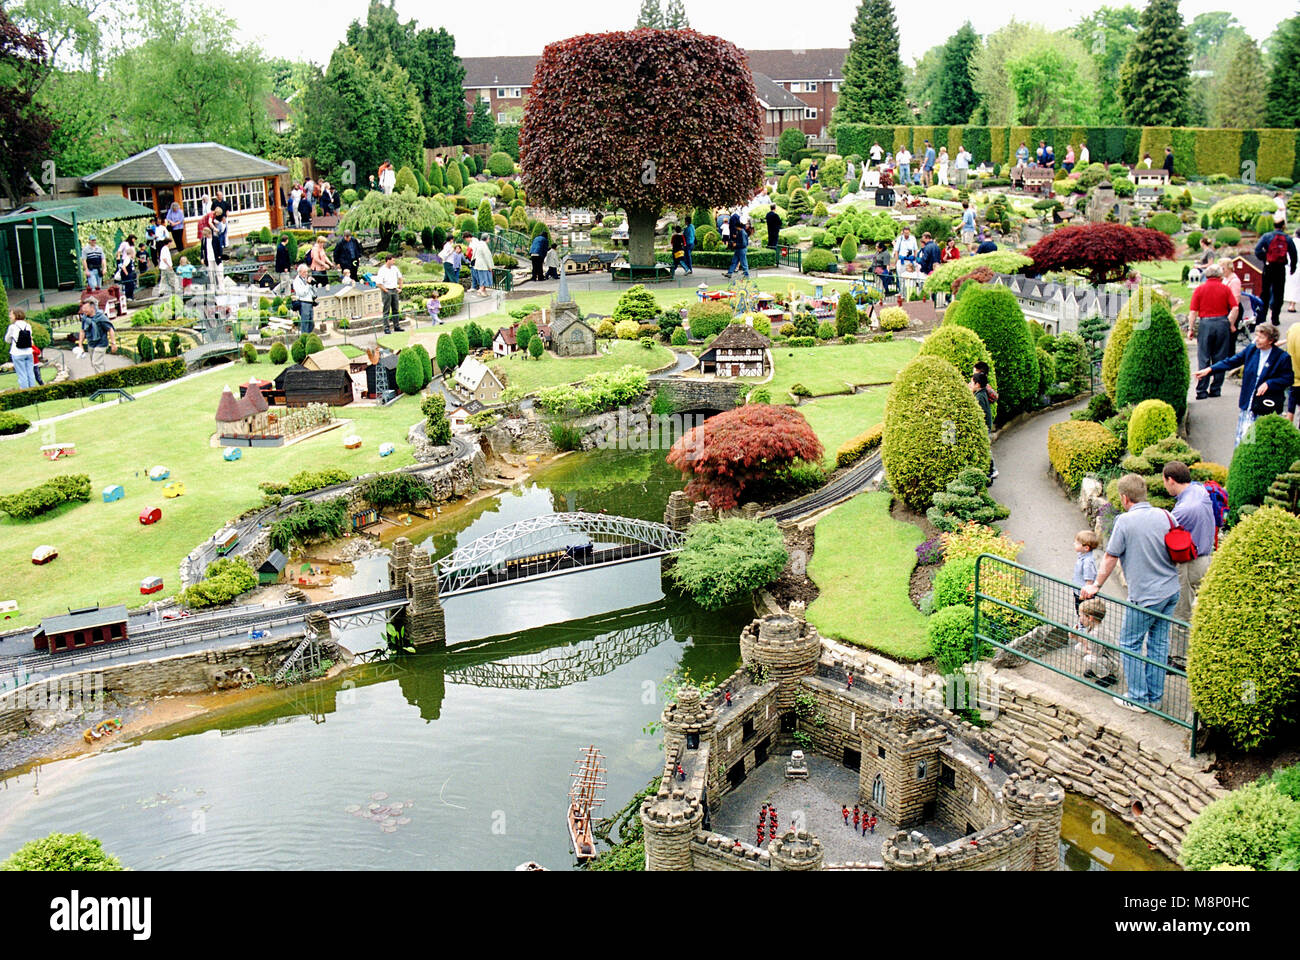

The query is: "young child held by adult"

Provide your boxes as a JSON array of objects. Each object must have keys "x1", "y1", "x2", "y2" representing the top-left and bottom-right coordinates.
[{"x1": 1072, "y1": 529, "x2": 1099, "y2": 613}]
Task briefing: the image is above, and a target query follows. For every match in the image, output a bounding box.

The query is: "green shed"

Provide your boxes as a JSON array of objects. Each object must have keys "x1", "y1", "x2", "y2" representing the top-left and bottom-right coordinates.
[{"x1": 0, "y1": 196, "x2": 155, "y2": 295}]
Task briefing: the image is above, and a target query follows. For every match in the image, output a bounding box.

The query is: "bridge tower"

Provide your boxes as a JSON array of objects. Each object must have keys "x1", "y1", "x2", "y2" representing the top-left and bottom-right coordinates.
[
  {"x1": 390, "y1": 536, "x2": 413, "y2": 590},
  {"x1": 402, "y1": 549, "x2": 446, "y2": 649}
]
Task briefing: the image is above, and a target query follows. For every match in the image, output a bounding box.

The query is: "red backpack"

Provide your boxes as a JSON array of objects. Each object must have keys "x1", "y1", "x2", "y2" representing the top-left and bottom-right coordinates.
[
  {"x1": 1163, "y1": 511, "x2": 1197, "y2": 564},
  {"x1": 1267, "y1": 232, "x2": 1289, "y2": 264}
]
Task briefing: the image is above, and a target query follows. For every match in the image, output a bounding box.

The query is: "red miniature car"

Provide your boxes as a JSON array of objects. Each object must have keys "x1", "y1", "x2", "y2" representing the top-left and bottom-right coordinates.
[
  {"x1": 140, "y1": 576, "x2": 164, "y2": 594},
  {"x1": 139, "y1": 506, "x2": 162, "y2": 525}
]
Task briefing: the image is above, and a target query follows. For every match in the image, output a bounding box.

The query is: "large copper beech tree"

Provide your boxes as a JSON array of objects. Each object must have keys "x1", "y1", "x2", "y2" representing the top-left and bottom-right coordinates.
[
  {"x1": 520, "y1": 29, "x2": 764, "y2": 266},
  {"x1": 1023, "y1": 224, "x2": 1175, "y2": 286}
]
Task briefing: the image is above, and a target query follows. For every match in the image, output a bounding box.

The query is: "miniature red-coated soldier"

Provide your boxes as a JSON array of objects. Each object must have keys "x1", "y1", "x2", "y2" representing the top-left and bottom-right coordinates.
[
  {"x1": 868, "y1": 815, "x2": 877, "y2": 834},
  {"x1": 677, "y1": 764, "x2": 685, "y2": 782},
  {"x1": 757, "y1": 823, "x2": 765, "y2": 845},
  {"x1": 724, "y1": 690, "x2": 733, "y2": 708},
  {"x1": 734, "y1": 837, "x2": 743, "y2": 852},
  {"x1": 988, "y1": 751, "x2": 995, "y2": 769},
  {"x1": 769, "y1": 808, "x2": 778, "y2": 835},
  {"x1": 853, "y1": 805, "x2": 860, "y2": 830},
  {"x1": 846, "y1": 672, "x2": 854, "y2": 690},
  {"x1": 842, "y1": 804, "x2": 850, "y2": 825}
]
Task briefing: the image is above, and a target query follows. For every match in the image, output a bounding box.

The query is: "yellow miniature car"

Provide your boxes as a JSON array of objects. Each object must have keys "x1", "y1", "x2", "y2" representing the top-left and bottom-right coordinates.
[{"x1": 163, "y1": 481, "x2": 186, "y2": 499}]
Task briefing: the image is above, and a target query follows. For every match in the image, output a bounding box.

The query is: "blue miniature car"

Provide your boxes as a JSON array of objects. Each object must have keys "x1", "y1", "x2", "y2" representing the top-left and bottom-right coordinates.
[
  {"x1": 248, "y1": 628, "x2": 269, "y2": 639},
  {"x1": 223, "y1": 447, "x2": 243, "y2": 462}
]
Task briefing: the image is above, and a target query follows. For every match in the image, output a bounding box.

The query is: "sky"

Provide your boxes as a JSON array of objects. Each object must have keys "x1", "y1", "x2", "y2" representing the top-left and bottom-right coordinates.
[{"x1": 221, "y1": 0, "x2": 1282, "y2": 66}]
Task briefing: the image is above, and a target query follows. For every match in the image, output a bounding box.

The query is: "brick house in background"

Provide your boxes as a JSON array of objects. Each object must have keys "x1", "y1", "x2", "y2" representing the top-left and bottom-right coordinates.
[
  {"x1": 459, "y1": 48, "x2": 846, "y2": 139},
  {"x1": 752, "y1": 72, "x2": 808, "y2": 142}
]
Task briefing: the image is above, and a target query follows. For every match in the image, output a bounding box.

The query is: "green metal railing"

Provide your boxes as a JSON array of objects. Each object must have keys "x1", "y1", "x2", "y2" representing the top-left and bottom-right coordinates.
[
  {"x1": 972, "y1": 554, "x2": 1199, "y2": 754},
  {"x1": 769, "y1": 245, "x2": 802, "y2": 270}
]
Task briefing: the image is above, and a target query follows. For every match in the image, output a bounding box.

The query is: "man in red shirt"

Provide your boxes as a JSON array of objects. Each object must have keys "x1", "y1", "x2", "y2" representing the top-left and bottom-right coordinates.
[{"x1": 1189, "y1": 263, "x2": 1239, "y2": 399}]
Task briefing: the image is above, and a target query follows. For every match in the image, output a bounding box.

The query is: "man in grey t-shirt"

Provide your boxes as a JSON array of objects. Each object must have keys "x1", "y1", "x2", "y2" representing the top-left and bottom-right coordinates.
[{"x1": 1080, "y1": 474, "x2": 1181, "y2": 712}]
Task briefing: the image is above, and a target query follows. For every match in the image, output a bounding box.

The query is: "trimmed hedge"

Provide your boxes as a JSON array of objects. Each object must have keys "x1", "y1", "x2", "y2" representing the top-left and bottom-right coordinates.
[
  {"x1": 1114, "y1": 302, "x2": 1190, "y2": 422},
  {"x1": 1189, "y1": 507, "x2": 1300, "y2": 749},
  {"x1": 1047, "y1": 420, "x2": 1124, "y2": 491},
  {"x1": 882, "y1": 356, "x2": 991, "y2": 511},
  {"x1": 927, "y1": 604, "x2": 976, "y2": 674},
  {"x1": 941, "y1": 284, "x2": 1038, "y2": 419},
  {"x1": 0, "y1": 410, "x2": 31, "y2": 435},
  {"x1": 918, "y1": 325, "x2": 998, "y2": 409},
  {"x1": 835, "y1": 422, "x2": 883, "y2": 468},
  {"x1": 1182, "y1": 780, "x2": 1300, "y2": 871},
  {"x1": 1227, "y1": 414, "x2": 1300, "y2": 512},
  {"x1": 1127, "y1": 399, "x2": 1178, "y2": 454},
  {"x1": 0, "y1": 473, "x2": 92, "y2": 520},
  {"x1": 0, "y1": 357, "x2": 186, "y2": 411},
  {"x1": 801, "y1": 249, "x2": 838, "y2": 274},
  {"x1": 654, "y1": 249, "x2": 777, "y2": 270}
]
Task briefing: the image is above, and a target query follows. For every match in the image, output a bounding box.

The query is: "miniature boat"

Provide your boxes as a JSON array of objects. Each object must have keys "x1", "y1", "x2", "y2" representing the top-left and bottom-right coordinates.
[
  {"x1": 568, "y1": 745, "x2": 607, "y2": 861},
  {"x1": 31, "y1": 545, "x2": 58, "y2": 565}
]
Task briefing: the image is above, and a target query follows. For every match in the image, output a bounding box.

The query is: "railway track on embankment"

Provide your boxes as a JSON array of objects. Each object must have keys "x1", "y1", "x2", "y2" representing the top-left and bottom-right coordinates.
[{"x1": 760, "y1": 451, "x2": 884, "y2": 524}]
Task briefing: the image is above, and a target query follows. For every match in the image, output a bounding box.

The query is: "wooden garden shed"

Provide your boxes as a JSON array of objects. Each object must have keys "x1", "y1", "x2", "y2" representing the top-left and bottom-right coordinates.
[
  {"x1": 0, "y1": 196, "x2": 155, "y2": 293},
  {"x1": 278, "y1": 365, "x2": 353, "y2": 407},
  {"x1": 258, "y1": 550, "x2": 288, "y2": 584}
]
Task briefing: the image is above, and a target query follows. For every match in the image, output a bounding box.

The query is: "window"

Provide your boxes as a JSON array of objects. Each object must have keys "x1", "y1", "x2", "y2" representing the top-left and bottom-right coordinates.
[
  {"x1": 805, "y1": 82, "x2": 818, "y2": 93},
  {"x1": 180, "y1": 179, "x2": 267, "y2": 218},
  {"x1": 877, "y1": 745, "x2": 886, "y2": 759},
  {"x1": 916, "y1": 760, "x2": 927, "y2": 780},
  {"x1": 127, "y1": 186, "x2": 153, "y2": 206},
  {"x1": 496, "y1": 87, "x2": 522, "y2": 99},
  {"x1": 804, "y1": 108, "x2": 818, "y2": 120},
  {"x1": 497, "y1": 113, "x2": 510, "y2": 124},
  {"x1": 570, "y1": 329, "x2": 584, "y2": 343},
  {"x1": 940, "y1": 763, "x2": 956, "y2": 788},
  {"x1": 832, "y1": 81, "x2": 840, "y2": 92},
  {"x1": 742, "y1": 718, "x2": 755, "y2": 742}
]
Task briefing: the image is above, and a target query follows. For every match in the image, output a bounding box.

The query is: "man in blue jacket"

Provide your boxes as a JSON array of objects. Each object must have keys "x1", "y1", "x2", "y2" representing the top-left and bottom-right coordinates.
[
  {"x1": 682, "y1": 220, "x2": 695, "y2": 275},
  {"x1": 1195, "y1": 323, "x2": 1294, "y2": 447},
  {"x1": 529, "y1": 230, "x2": 549, "y2": 282},
  {"x1": 916, "y1": 232, "x2": 942, "y2": 275}
]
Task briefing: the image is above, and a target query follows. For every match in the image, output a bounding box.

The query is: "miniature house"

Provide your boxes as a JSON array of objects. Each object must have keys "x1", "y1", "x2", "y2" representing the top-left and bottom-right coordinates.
[
  {"x1": 453, "y1": 356, "x2": 504, "y2": 405},
  {"x1": 33, "y1": 604, "x2": 129, "y2": 652},
  {"x1": 550, "y1": 307, "x2": 597, "y2": 357},
  {"x1": 216, "y1": 381, "x2": 278, "y2": 446},
  {"x1": 258, "y1": 550, "x2": 288, "y2": 585},
  {"x1": 314, "y1": 282, "x2": 383, "y2": 324},
  {"x1": 492, "y1": 322, "x2": 553, "y2": 357},
  {"x1": 990, "y1": 273, "x2": 1128, "y2": 336},
  {"x1": 1232, "y1": 255, "x2": 1264, "y2": 298},
  {"x1": 274, "y1": 365, "x2": 353, "y2": 407},
  {"x1": 698, "y1": 323, "x2": 770, "y2": 377}
]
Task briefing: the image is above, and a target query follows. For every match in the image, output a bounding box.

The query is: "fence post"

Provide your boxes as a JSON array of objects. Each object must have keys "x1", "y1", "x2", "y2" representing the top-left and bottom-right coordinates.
[{"x1": 972, "y1": 554, "x2": 983, "y2": 662}]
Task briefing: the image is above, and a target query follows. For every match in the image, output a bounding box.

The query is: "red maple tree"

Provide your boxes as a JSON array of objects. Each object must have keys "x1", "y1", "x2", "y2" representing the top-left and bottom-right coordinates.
[
  {"x1": 520, "y1": 29, "x2": 764, "y2": 266},
  {"x1": 667, "y1": 404, "x2": 824, "y2": 510},
  {"x1": 950, "y1": 266, "x2": 994, "y2": 297},
  {"x1": 1023, "y1": 223, "x2": 1175, "y2": 285}
]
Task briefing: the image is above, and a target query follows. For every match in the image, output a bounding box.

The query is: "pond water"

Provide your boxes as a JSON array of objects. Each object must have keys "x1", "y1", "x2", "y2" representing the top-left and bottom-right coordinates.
[{"x1": 0, "y1": 450, "x2": 1177, "y2": 871}]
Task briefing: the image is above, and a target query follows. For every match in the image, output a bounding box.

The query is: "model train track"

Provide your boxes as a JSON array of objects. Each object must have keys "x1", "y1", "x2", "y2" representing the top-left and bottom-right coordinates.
[{"x1": 761, "y1": 451, "x2": 884, "y2": 523}]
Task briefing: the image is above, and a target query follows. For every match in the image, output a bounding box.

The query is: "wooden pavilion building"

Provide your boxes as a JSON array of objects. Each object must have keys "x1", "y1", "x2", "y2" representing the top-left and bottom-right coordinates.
[{"x1": 82, "y1": 143, "x2": 288, "y2": 245}]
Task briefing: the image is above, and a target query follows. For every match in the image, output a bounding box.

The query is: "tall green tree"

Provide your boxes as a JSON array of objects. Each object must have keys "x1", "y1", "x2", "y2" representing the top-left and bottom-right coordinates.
[
  {"x1": 663, "y1": 0, "x2": 690, "y2": 28},
  {"x1": 835, "y1": 0, "x2": 909, "y2": 125},
  {"x1": 930, "y1": 22, "x2": 979, "y2": 124},
  {"x1": 905, "y1": 44, "x2": 945, "y2": 119},
  {"x1": 636, "y1": 0, "x2": 664, "y2": 28},
  {"x1": 1006, "y1": 47, "x2": 1098, "y2": 124},
  {"x1": 1188, "y1": 11, "x2": 1247, "y2": 66},
  {"x1": 973, "y1": 23, "x2": 1098, "y2": 125},
  {"x1": 468, "y1": 97, "x2": 495, "y2": 145},
  {"x1": 1211, "y1": 36, "x2": 1267, "y2": 128},
  {"x1": 1071, "y1": 5, "x2": 1139, "y2": 125},
  {"x1": 1264, "y1": 15, "x2": 1300, "y2": 127},
  {"x1": 1117, "y1": 0, "x2": 1191, "y2": 125}
]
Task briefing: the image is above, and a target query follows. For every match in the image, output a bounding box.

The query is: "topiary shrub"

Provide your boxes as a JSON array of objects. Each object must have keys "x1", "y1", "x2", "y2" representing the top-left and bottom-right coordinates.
[
  {"x1": 926, "y1": 469, "x2": 1010, "y2": 533},
  {"x1": 801, "y1": 248, "x2": 838, "y2": 274},
  {"x1": 1208, "y1": 194, "x2": 1277, "y2": 230},
  {"x1": 290, "y1": 337, "x2": 308, "y2": 365},
  {"x1": 487, "y1": 151, "x2": 515, "y2": 176},
  {"x1": 927, "y1": 604, "x2": 976, "y2": 674},
  {"x1": 941, "y1": 284, "x2": 1037, "y2": 419},
  {"x1": 918, "y1": 325, "x2": 997, "y2": 397},
  {"x1": 878, "y1": 306, "x2": 909, "y2": 331},
  {"x1": 395, "y1": 349, "x2": 425, "y2": 395},
  {"x1": 241, "y1": 342, "x2": 258, "y2": 364},
  {"x1": 411, "y1": 343, "x2": 433, "y2": 385},
  {"x1": 1214, "y1": 226, "x2": 1242, "y2": 247},
  {"x1": 670, "y1": 326, "x2": 688, "y2": 346},
  {"x1": 882, "y1": 356, "x2": 991, "y2": 511},
  {"x1": 816, "y1": 321, "x2": 835, "y2": 341},
  {"x1": 834, "y1": 291, "x2": 860, "y2": 337},
  {"x1": 1035, "y1": 346, "x2": 1054, "y2": 397},
  {"x1": 615, "y1": 319, "x2": 640, "y2": 340},
  {"x1": 840, "y1": 232, "x2": 858, "y2": 262},
  {"x1": 1102, "y1": 285, "x2": 1167, "y2": 401},
  {"x1": 1227, "y1": 414, "x2": 1300, "y2": 513},
  {"x1": 596, "y1": 319, "x2": 616, "y2": 339},
  {"x1": 1147, "y1": 211, "x2": 1182, "y2": 235},
  {"x1": 1047, "y1": 420, "x2": 1124, "y2": 491},
  {"x1": 686, "y1": 300, "x2": 732, "y2": 340},
  {"x1": 1189, "y1": 507, "x2": 1300, "y2": 748},
  {"x1": 1181, "y1": 780, "x2": 1300, "y2": 871},
  {"x1": 1114, "y1": 302, "x2": 1190, "y2": 422},
  {"x1": 1127, "y1": 398, "x2": 1178, "y2": 454},
  {"x1": 269, "y1": 342, "x2": 289, "y2": 365},
  {"x1": 613, "y1": 284, "x2": 659, "y2": 325}
]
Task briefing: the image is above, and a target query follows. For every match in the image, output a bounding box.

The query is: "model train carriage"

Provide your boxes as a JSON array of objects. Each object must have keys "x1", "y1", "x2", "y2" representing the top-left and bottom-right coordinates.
[
  {"x1": 503, "y1": 542, "x2": 594, "y2": 570},
  {"x1": 215, "y1": 527, "x2": 240, "y2": 556}
]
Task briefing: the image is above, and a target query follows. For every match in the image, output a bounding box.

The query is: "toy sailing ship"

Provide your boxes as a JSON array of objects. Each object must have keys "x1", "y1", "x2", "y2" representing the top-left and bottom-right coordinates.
[{"x1": 568, "y1": 744, "x2": 607, "y2": 861}]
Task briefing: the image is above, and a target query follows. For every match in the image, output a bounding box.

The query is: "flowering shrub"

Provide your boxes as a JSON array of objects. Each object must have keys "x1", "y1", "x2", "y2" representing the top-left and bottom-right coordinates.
[{"x1": 916, "y1": 537, "x2": 944, "y2": 566}]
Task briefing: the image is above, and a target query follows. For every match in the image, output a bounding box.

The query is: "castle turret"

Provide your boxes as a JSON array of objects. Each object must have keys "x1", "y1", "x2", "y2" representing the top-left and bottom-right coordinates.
[
  {"x1": 1000, "y1": 772, "x2": 1065, "y2": 871},
  {"x1": 663, "y1": 491, "x2": 693, "y2": 532},
  {"x1": 660, "y1": 684, "x2": 716, "y2": 760},
  {"x1": 768, "y1": 830, "x2": 825, "y2": 871},
  {"x1": 689, "y1": 500, "x2": 714, "y2": 526},
  {"x1": 881, "y1": 830, "x2": 937, "y2": 871},
  {"x1": 739, "y1": 612, "x2": 821, "y2": 709},
  {"x1": 639, "y1": 787, "x2": 704, "y2": 871},
  {"x1": 859, "y1": 704, "x2": 945, "y2": 826},
  {"x1": 402, "y1": 549, "x2": 446, "y2": 648}
]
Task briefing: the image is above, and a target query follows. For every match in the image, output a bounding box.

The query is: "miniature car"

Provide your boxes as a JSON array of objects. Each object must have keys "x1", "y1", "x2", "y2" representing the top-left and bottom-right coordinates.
[
  {"x1": 148, "y1": 465, "x2": 170, "y2": 481},
  {"x1": 248, "y1": 628, "x2": 269, "y2": 639},
  {"x1": 223, "y1": 447, "x2": 243, "y2": 461},
  {"x1": 139, "y1": 506, "x2": 162, "y2": 525},
  {"x1": 140, "y1": 576, "x2": 164, "y2": 595},
  {"x1": 163, "y1": 481, "x2": 186, "y2": 499},
  {"x1": 31, "y1": 545, "x2": 58, "y2": 565},
  {"x1": 102, "y1": 484, "x2": 125, "y2": 502},
  {"x1": 343, "y1": 435, "x2": 363, "y2": 449},
  {"x1": 161, "y1": 610, "x2": 191, "y2": 621},
  {"x1": 379, "y1": 442, "x2": 395, "y2": 457}
]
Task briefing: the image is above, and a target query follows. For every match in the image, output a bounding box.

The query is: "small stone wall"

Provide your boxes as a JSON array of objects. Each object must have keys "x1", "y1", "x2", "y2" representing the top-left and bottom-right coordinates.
[
  {"x1": 706, "y1": 672, "x2": 780, "y2": 807},
  {"x1": 936, "y1": 745, "x2": 1000, "y2": 835},
  {"x1": 690, "y1": 832, "x2": 771, "y2": 871},
  {"x1": 0, "y1": 635, "x2": 324, "y2": 736},
  {"x1": 656, "y1": 379, "x2": 745, "y2": 413}
]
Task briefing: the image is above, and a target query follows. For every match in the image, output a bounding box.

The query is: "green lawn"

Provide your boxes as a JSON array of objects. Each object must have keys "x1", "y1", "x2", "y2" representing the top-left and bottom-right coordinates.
[
  {"x1": 756, "y1": 338, "x2": 919, "y2": 403},
  {"x1": 0, "y1": 364, "x2": 425, "y2": 621},
  {"x1": 806, "y1": 491, "x2": 929, "y2": 660},
  {"x1": 1133, "y1": 260, "x2": 1191, "y2": 307},
  {"x1": 488, "y1": 339, "x2": 676, "y2": 394},
  {"x1": 797, "y1": 390, "x2": 888, "y2": 468}
]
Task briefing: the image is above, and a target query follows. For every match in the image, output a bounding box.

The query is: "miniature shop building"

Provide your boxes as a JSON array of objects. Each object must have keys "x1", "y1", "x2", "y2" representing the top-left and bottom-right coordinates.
[
  {"x1": 698, "y1": 323, "x2": 770, "y2": 377},
  {"x1": 34, "y1": 604, "x2": 129, "y2": 652},
  {"x1": 258, "y1": 549, "x2": 288, "y2": 585}
]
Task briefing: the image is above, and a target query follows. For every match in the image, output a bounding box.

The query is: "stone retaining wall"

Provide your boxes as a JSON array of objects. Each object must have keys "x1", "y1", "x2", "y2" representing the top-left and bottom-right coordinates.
[{"x1": 655, "y1": 379, "x2": 745, "y2": 414}]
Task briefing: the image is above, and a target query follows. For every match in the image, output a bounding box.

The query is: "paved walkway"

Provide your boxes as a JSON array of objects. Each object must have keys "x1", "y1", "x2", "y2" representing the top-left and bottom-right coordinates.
[{"x1": 988, "y1": 342, "x2": 1237, "y2": 753}]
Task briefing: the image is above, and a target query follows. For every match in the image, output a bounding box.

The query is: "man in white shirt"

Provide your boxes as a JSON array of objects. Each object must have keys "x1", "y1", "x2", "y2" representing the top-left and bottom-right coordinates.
[
  {"x1": 375, "y1": 254, "x2": 405, "y2": 333},
  {"x1": 869, "y1": 142, "x2": 883, "y2": 167},
  {"x1": 1079, "y1": 141, "x2": 1090, "y2": 165},
  {"x1": 157, "y1": 241, "x2": 176, "y2": 295},
  {"x1": 954, "y1": 147, "x2": 971, "y2": 187},
  {"x1": 291, "y1": 264, "x2": 317, "y2": 335},
  {"x1": 892, "y1": 226, "x2": 919, "y2": 273},
  {"x1": 896, "y1": 147, "x2": 912, "y2": 186},
  {"x1": 289, "y1": 185, "x2": 302, "y2": 227}
]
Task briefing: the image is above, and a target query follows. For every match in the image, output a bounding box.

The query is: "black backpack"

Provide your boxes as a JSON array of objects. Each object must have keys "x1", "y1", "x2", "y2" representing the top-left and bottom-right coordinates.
[{"x1": 15, "y1": 325, "x2": 31, "y2": 350}]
